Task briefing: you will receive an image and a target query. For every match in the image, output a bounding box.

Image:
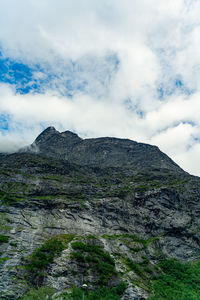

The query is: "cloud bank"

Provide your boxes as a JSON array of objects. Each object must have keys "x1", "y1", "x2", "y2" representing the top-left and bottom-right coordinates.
[{"x1": 0, "y1": 0, "x2": 200, "y2": 175}]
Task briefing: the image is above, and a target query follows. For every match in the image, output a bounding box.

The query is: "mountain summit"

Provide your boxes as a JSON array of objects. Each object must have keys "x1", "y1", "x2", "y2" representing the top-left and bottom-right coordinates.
[{"x1": 25, "y1": 127, "x2": 184, "y2": 173}]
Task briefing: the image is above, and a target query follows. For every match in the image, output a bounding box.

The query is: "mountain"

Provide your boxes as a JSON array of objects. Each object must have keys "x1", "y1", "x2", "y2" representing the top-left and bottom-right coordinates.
[
  {"x1": 0, "y1": 128, "x2": 200, "y2": 299},
  {"x1": 25, "y1": 126, "x2": 184, "y2": 172}
]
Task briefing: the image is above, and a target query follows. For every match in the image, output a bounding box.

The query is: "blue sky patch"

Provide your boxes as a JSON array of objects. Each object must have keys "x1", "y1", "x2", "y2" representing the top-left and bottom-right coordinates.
[
  {"x1": 0, "y1": 51, "x2": 119, "y2": 98},
  {"x1": 157, "y1": 76, "x2": 194, "y2": 99},
  {"x1": 0, "y1": 114, "x2": 9, "y2": 131}
]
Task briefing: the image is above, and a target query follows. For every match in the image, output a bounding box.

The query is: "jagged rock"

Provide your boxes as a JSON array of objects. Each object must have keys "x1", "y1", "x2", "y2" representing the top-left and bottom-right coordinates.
[
  {"x1": 23, "y1": 127, "x2": 185, "y2": 173},
  {"x1": 122, "y1": 283, "x2": 149, "y2": 300}
]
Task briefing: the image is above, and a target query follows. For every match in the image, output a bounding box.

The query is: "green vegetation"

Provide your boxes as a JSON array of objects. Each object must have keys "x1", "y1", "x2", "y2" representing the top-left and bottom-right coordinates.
[
  {"x1": 64, "y1": 282, "x2": 127, "y2": 300},
  {"x1": 71, "y1": 241, "x2": 117, "y2": 285},
  {"x1": 0, "y1": 168, "x2": 12, "y2": 175},
  {"x1": 24, "y1": 234, "x2": 74, "y2": 285},
  {"x1": 120, "y1": 252, "x2": 157, "y2": 285},
  {"x1": 5, "y1": 217, "x2": 11, "y2": 223},
  {"x1": 124, "y1": 258, "x2": 144, "y2": 276},
  {"x1": 19, "y1": 286, "x2": 55, "y2": 300},
  {"x1": 32, "y1": 193, "x2": 87, "y2": 203},
  {"x1": 71, "y1": 241, "x2": 115, "y2": 264},
  {"x1": 18, "y1": 283, "x2": 127, "y2": 300},
  {"x1": 85, "y1": 234, "x2": 98, "y2": 239},
  {"x1": 3, "y1": 231, "x2": 200, "y2": 299},
  {"x1": 25, "y1": 234, "x2": 74, "y2": 271},
  {"x1": 41, "y1": 174, "x2": 65, "y2": 181},
  {"x1": 1, "y1": 152, "x2": 200, "y2": 300},
  {"x1": 122, "y1": 256, "x2": 200, "y2": 299},
  {"x1": 10, "y1": 242, "x2": 17, "y2": 247},
  {"x1": 140, "y1": 256, "x2": 150, "y2": 266},
  {"x1": 106, "y1": 187, "x2": 131, "y2": 199},
  {"x1": 0, "y1": 234, "x2": 9, "y2": 243},
  {"x1": 0, "y1": 224, "x2": 11, "y2": 231},
  {"x1": 25, "y1": 238, "x2": 64, "y2": 271},
  {"x1": 149, "y1": 259, "x2": 200, "y2": 300},
  {"x1": 102, "y1": 233, "x2": 145, "y2": 242},
  {"x1": 0, "y1": 190, "x2": 23, "y2": 205},
  {"x1": 0, "y1": 213, "x2": 12, "y2": 230},
  {"x1": 0, "y1": 191, "x2": 15, "y2": 205},
  {"x1": 102, "y1": 233, "x2": 158, "y2": 249},
  {"x1": 0, "y1": 257, "x2": 9, "y2": 263}
]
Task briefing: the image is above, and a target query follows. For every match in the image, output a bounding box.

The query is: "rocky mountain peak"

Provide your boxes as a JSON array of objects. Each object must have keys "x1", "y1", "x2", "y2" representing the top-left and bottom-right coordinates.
[
  {"x1": 25, "y1": 127, "x2": 185, "y2": 174},
  {"x1": 35, "y1": 126, "x2": 59, "y2": 143},
  {"x1": 29, "y1": 127, "x2": 82, "y2": 157},
  {"x1": 60, "y1": 130, "x2": 81, "y2": 139},
  {"x1": 34, "y1": 127, "x2": 81, "y2": 145}
]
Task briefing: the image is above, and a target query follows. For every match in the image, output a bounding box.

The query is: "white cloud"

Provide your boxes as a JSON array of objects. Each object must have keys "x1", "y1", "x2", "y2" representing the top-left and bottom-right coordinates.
[
  {"x1": 174, "y1": 143, "x2": 200, "y2": 176},
  {"x1": 150, "y1": 123, "x2": 199, "y2": 154},
  {"x1": 0, "y1": 0, "x2": 200, "y2": 175},
  {"x1": 145, "y1": 93, "x2": 200, "y2": 132}
]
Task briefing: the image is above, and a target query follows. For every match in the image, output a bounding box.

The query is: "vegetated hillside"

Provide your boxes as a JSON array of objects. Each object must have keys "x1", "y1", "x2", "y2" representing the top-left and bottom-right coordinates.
[{"x1": 0, "y1": 128, "x2": 200, "y2": 300}]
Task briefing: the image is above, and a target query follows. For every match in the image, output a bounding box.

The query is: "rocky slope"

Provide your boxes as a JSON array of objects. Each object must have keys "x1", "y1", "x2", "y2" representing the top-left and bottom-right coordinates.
[
  {"x1": 0, "y1": 128, "x2": 200, "y2": 299},
  {"x1": 24, "y1": 126, "x2": 184, "y2": 172}
]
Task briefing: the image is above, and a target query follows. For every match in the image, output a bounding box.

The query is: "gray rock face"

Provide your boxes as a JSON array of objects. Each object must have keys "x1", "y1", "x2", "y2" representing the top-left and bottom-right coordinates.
[
  {"x1": 25, "y1": 127, "x2": 185, "y2": 173},
  {"x1": 0, "y1": 127, "x2": 200, "y2": 299},
  {"x1": 122, "y1": 284, "x2": 149, "y2": 300}
]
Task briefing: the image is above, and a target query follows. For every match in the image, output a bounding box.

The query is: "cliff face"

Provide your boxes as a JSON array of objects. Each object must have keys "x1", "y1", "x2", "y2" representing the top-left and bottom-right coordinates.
[
  {"x1": 0, "y1": 128, "x2": 200, "y2": 299},
  {"x1": 26, "y1": 126, "x2": 184, "y2": 172}
]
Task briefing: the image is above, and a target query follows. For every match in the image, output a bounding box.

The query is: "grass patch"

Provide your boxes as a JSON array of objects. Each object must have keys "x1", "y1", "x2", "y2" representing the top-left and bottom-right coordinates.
[
  {"x1": 71, "y1": 251, "x2": 85, "y2": 262},
  {"x1": 85, "y1": 234, "x2": 98, "y2": 239},
  {"x1": 144, "y1": 267, "x2": 153, "y2": 274},
  {"x1": 0, "y1": 190, "x2": 23, "y2": 205},
  {"x1": 125, "y1": 258, "x2": 144, "y2": 277},
  {"x1": 139, "y1": 256, "x2": 150, "y2": 266},
  {"x1": 102, "y1": 233, "x2": 154, "y2": 249},
  {"x1": 66, "y1": 282, "x2": 127, "y2": 300},
  {"x1": 19, "y1": 286, "x2": 55, "y2": 300},
  {"x1": 71, "y1": 241, "x2": 115, "y2": 265},
  {"x1": 0, "y1": 257, "x2": 9, "y2": 263},
  {"x1": 25, "y1": 234, "x2": 74, "y2": 271},
  {"x1": 71, "y1": 241, "x2": 117, "y2": 285},
  {"x1": 149, "y1": 259, "x2": 200, "y2": 300},
  {"x1": 0, "y1": 225, "x2": 12, "y2": 231},
  {"x1": 24, "y1": 234, "x2": 74, "y2": 286}
]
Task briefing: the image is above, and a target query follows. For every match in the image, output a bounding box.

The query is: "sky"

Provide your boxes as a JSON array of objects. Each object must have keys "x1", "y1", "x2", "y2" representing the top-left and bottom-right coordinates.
[{"x1": 0, "y1": 0, "x2": 200, "y2": 176}]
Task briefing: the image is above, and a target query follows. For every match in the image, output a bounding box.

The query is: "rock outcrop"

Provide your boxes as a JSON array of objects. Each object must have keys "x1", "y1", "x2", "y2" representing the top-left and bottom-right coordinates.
[{"x1": 25, "y1": 126, "x2": 185, "y2": 173}]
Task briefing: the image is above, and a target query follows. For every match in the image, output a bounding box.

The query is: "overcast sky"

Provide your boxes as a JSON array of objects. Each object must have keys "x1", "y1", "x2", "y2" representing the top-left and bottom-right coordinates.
[{"x1": 0, "y1": 0, "x2": 200, "y2": 175}]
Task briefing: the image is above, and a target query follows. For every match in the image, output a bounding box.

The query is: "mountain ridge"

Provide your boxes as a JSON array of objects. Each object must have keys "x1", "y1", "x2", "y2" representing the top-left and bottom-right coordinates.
[{"x1": 22, "y1": 126, "x2": 185, "y2": 174}]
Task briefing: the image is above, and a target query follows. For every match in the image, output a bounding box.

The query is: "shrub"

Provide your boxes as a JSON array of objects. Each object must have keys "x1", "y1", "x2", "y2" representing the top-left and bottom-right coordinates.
[
  {"x1": 66, "y1": 282, "x2": 127, "y2": 300},
  {"x1": 71, "y1": 251, "x2": 85, "y2": 262},
  {"x1": 149, "y1": 259, "x2": 200, "y2": 300},
  {"x1": 25, "y1": 238, "x2": 64, "y2": 271},
  {"x1": 140, "y1": 256, "x2": 150, "y2": 266},
  {"x1": 24, "y1": 234, "x2": 74, "y2": 286},
  {"x1": 96, "y1": 261, "x2": 118, "y2": 284},
  {"x1": 19, "y1": 286, "x2": 55, "y2": 300},
  {"x1": 71, "y1": 241, "x2": 117, "y2": 285},
  {"x1": 125, "y1": 258, "x2": 143, "y2": 276},
  {"x1": 0, "y1": 235, "x2": 9, "y2": 243},
  {"x1": 71, "y1": 242, "x2": 115, "y2": 265}
]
